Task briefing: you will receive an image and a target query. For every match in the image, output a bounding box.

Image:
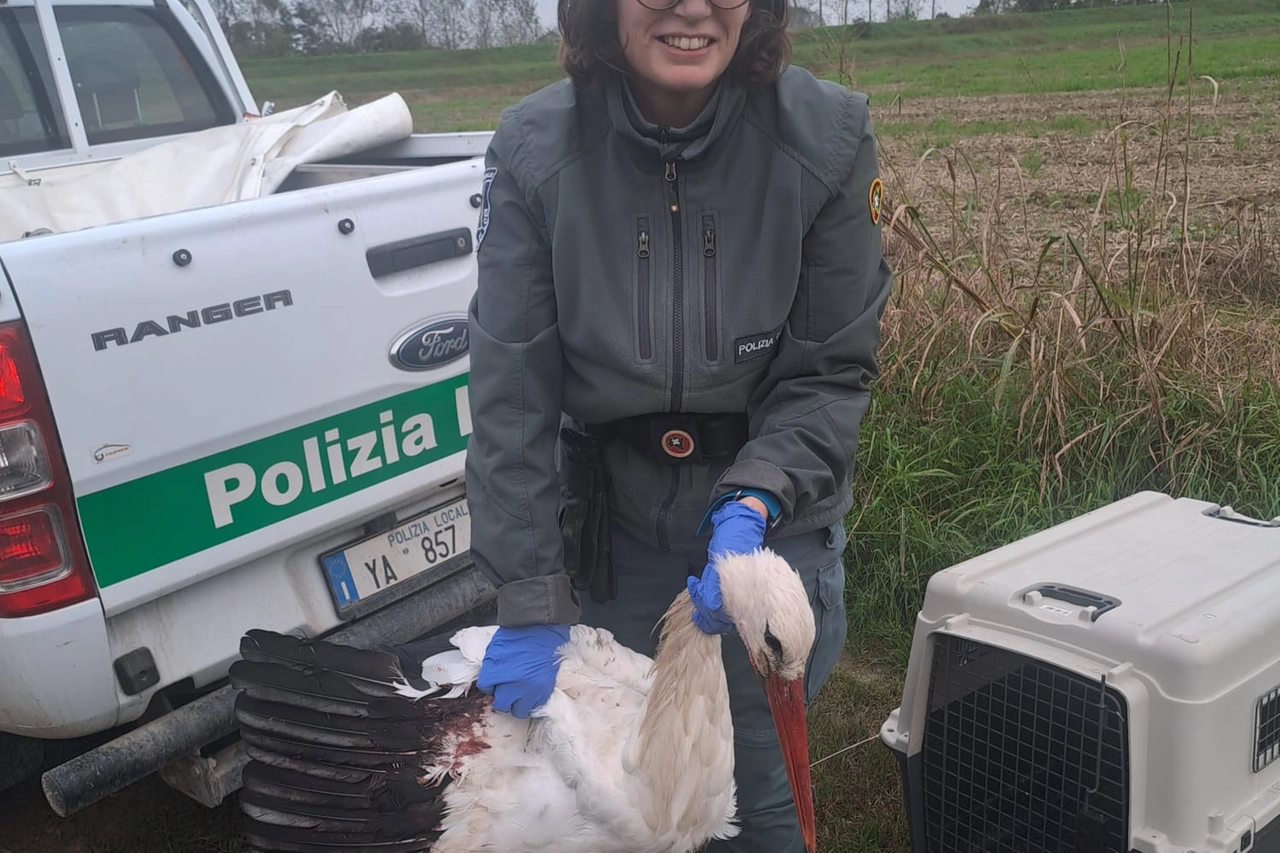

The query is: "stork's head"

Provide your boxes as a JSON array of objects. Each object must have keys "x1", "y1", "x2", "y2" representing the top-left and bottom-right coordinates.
[{"x1": 716, "y1": 547, "x2": 818, "y2": 853}]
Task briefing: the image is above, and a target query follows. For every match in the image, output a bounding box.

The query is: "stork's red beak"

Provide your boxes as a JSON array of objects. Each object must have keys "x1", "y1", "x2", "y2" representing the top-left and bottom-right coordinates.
[{"x1": 764, "y1": 673, "x2": 816, "y2": 853}]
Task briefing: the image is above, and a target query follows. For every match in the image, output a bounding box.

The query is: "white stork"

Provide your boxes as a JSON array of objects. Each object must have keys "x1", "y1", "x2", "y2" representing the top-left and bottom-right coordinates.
[{"x1": 228, "y1": 547, "x2": 818, "y2": 853}]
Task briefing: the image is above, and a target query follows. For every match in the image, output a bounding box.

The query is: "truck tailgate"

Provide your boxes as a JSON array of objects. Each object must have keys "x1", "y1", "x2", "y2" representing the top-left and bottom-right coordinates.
[{"x1": 0, "y1": 158, "x2": 485, "y2": 617}]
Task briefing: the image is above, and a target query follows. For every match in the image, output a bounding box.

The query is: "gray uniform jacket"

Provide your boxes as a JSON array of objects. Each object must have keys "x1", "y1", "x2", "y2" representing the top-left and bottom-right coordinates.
[{"x1": 464, "y1": 65, "x2": 893, "y2": 627}]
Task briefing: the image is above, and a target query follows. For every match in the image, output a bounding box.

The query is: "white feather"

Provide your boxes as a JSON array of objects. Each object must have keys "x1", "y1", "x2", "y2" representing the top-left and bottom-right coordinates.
[{"x1": 381, "y1": 550, "x2": 810, "y2": 853}]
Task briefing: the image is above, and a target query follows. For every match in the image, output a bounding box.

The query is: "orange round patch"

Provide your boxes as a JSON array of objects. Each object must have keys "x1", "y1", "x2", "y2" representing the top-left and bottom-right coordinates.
[
  {"x1": 869, "y1": 177, "x2": 884, "y2": 225},
  {"x1": 661, "y1": 429, "x2": 695, "y2": 459}
]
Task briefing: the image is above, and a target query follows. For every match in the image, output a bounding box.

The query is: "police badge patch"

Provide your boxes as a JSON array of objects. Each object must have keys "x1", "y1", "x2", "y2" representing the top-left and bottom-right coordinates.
[
  {"x1": 869, "y1": 177, "x2": 884, "y2": 225},
  {"x1": 476, "y1": 167, "x2": 497, "y2": 248},
  {"x1": 661, "y1": 429, "x2": 695, "y2": 459}
]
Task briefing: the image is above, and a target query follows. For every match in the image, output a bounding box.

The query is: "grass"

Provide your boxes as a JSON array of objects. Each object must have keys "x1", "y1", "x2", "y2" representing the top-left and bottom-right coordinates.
[
  {"x1": 8, "y1": 1, "x2": 1280, "y2": 850},
  {"x1": 874, "y1": 114, "x2": 1105, "y2": 154},
  {"x1": 798, "y1": 0, "x2": 1280, "y2": 836},
  {"x1": 240, "y1": 0, "x2": 1280, "y2": 129},
  {"x1": 808, "y1": 659, "x2": 913, "y2": 849}
]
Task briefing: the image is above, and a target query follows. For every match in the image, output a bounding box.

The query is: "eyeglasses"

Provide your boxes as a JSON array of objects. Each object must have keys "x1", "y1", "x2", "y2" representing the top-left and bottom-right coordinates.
[{"x1": 635, "y1": 0, "x2": 750, "y2": 10}]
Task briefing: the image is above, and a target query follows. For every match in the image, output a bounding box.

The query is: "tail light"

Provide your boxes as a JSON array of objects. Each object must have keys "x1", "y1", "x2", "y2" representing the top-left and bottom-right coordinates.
[{"x1": 0, "y1": 321, "x2": 96, "y2": 617}]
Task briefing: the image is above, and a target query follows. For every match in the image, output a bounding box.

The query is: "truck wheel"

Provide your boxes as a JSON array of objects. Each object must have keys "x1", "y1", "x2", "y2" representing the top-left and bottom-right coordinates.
[{"x1": 0, "y1": 733, "x2": 44, "y2": 794}]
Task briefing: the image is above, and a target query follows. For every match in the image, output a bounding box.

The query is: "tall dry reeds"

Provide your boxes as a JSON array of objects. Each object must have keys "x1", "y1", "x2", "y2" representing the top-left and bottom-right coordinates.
[{"x1": 869, "y1": 51, "x2": 1280, "y2": 492}]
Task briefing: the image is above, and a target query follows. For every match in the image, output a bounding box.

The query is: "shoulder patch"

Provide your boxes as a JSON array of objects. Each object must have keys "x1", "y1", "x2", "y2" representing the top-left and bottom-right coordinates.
[
  {"x1": 868, "y1": 177, "x2": 883, "y2": 225},
  {"x1": 476, "y1": 167, "x2": 497, "y2": 249}
]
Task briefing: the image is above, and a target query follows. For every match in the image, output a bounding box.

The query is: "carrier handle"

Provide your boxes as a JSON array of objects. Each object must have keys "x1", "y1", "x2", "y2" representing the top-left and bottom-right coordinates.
[
  {"x1": 1029, "y1": 584, "x2": 1120, "y2": 621},
  {"x1": 1203, "y1": 505, "x2": 1280, "y2": 528}
]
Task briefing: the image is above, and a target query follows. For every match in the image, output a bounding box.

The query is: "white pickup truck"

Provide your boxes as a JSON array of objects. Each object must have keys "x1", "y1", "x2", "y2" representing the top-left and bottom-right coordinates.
[{"x1": 0, "y1": 0, "x2": 496, "y2": 815}]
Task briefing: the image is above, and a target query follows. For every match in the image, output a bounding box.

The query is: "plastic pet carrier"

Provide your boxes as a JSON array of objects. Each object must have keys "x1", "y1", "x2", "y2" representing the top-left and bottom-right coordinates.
[{"x1": 879, "y1": 491, "x2": 1280, "y2": 853}]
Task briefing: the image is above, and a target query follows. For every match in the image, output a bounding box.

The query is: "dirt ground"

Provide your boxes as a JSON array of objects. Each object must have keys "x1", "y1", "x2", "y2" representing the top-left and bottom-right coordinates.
[
  {"x1": 876, "y1": 85, "x2": 1280, "y2": 209},
  {"x1": 2, "y1": 772, "x2": 244, "y2": 853},
  {"x1": 872, "y1": 83, "x2": 1280, "y2": 330},
  {"x1": 874, "y1": 86, "x2": 1280, "y2": 258}
]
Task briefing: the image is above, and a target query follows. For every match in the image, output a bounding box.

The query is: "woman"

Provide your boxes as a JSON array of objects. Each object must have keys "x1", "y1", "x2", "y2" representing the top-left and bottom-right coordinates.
[{"x1": 463, "y1": 0, "x2": 892, "y2": 849}]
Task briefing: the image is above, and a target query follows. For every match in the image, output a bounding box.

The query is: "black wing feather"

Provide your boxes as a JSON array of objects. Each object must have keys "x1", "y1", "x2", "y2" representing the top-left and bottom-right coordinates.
[
  {"x1": 242, "y1": 744, "x2": 385, "y2": 785},
  {"x1": 242, "y1": 760, "x2": 442, "y2": 813},
  {"x1": 242, "y1": 816, "x2": 441, "y2": 853},
  {"x1": 388, "y1": 633, "x2": 458, "y2": 680},
  {"x1": 240, "y1": 629, "x2": 426, "y2": 692},
  {"x1": 236, "y1": 696, "x2": 429, "y2": 752},
  {"x1": 232, "y1": 628, "x2": 490, "y2": 852},
  {"x1": 229, "y1": 661, "x2": 385, "y2": 714}
]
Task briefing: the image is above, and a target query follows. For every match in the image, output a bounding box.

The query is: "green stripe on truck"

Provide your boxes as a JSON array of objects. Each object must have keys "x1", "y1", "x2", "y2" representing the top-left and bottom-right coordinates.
[{"x1": 76, "y1": 374, "x2": 472, "y2": 587}]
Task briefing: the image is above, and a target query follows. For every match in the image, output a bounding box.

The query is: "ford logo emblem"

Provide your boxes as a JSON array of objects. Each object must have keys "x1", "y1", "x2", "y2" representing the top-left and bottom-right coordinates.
[{"x1": 389, "y1": 317, "x2": 469, "y2": 371}]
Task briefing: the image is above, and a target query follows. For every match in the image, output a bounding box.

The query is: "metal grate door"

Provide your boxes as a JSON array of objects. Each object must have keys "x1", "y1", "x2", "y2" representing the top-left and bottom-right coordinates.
[{"x1": 920, "y1": 635, "x2": 1130, "y2": 852}]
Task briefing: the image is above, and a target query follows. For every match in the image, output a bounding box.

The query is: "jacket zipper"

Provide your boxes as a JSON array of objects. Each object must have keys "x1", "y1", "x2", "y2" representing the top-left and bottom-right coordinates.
[
  {"x1": 636, "y1": 221, "x2": 652, "y2": 360},
  {"x1": 702, "y1": 216, "x2": 717, "y2": 361},
  {"x1": 665, "y1": 160, "x2": 683, "y2": 411},
  {"x1": 657, "y1": 159, "x2": 683, "y2": 552}
]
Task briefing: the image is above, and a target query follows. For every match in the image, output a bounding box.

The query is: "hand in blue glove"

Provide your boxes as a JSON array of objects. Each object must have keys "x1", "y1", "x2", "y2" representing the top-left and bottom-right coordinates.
[
  {"x1": 707, "y1": 499, "x2": 768, "y2": 558},
  {"x1": 476, "y1": 624, "x2": 570, "y2": 718},
  {"x1": 688, "y1": 500, "x2": 768, "y2": 635}
]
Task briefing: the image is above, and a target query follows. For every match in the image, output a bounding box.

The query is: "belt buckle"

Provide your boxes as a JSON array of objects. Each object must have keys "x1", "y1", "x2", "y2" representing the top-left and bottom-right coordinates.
[{"x1": 649, "y1": 415, "x2": 700, "y2": 463}]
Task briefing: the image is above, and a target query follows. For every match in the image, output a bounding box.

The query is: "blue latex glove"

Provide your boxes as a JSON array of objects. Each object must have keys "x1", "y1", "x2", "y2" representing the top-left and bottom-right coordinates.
[
  {"x1": 476, "y1": 624, "x2": 570, "y2": 718},
  {"x1": 688, "y1": 501, "x2": 767, "y2": 634}
]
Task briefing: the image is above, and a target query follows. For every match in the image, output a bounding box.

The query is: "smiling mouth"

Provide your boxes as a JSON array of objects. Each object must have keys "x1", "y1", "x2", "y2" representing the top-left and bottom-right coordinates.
[{"x1": 660, "y1": 35, "x2": 713, "y2": 51}]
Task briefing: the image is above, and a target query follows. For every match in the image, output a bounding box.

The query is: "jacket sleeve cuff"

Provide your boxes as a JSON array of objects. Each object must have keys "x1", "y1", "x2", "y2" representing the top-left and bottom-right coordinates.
[
  {"x1": 697, "y1": 487, "x2": 783, "y2": 535},
  {"x1": 711, "y1": 459, "x2": 797, "y2": 523},
  {"x1": 726, "y1": 488, "x2": 782, "y2": 519},
  {"x1": 495, "y1": 575, "x2": 581, "y2": 627}
]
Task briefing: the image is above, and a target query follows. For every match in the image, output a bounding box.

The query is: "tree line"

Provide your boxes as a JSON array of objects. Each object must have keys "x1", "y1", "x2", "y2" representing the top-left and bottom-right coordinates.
[
  {"x1": 213, "y1": 0, "x2": 1166, "y2": 57},
  {"x1": 212, "y1": 0, "x2": 545, "y2": 56},
  {"x1": 793, "y1": 0, "x2": 1162, "y2": 25}
]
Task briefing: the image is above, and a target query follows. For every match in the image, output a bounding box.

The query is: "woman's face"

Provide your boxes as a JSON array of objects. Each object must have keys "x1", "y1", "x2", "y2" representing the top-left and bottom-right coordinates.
[{"x1": 616, "y1": 0, "x2": 750, "y2": 122}]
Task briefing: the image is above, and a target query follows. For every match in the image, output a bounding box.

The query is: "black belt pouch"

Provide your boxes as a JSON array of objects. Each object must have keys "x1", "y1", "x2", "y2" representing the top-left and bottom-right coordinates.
[{"x1": 558, "y1": 426, "x2": 616, "y2": 603}]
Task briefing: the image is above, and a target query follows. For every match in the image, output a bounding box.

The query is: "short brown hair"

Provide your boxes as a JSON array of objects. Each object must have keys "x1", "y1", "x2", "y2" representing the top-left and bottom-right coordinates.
[{"x1": 557, "y1": 0, "x2": 791, "y2": 91}]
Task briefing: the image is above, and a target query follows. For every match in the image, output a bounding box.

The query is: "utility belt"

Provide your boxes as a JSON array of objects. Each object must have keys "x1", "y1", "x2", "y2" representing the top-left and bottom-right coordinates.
[
  {"x1": 585, "y1": 412, "x2": 748, "y2": 465},
  {"x1": 559, "y1": 412, "x2": 747, "y2": 604}
]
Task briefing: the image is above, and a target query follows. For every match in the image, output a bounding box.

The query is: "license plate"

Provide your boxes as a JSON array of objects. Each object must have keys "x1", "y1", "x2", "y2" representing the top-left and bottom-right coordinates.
[{"x1": 319, "y1": 497, "x2": 470, "y2": 617}]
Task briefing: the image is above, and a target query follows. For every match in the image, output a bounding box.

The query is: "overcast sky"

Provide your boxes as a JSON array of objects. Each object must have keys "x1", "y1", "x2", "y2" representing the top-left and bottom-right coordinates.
[{"x1": 532, "y1": 0, "x2": 979, "y2": 29}]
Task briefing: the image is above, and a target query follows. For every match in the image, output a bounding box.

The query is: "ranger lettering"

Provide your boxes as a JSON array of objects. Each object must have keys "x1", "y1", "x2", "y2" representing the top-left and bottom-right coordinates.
[{"x1": 91, "y1": 289, "x2": 294, "y2": 351}]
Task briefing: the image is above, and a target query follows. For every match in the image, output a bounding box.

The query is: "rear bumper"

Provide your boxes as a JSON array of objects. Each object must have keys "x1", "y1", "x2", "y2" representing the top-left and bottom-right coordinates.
[
  {"x1": 1, "y1": 482, "x2": 471, "y2": 740},
  {"x1": 41, "y1": 558, "x2": 495, "y2": 817},
  {"x1": 0, "y1": 600, "x2": 120, "y2": 737}
]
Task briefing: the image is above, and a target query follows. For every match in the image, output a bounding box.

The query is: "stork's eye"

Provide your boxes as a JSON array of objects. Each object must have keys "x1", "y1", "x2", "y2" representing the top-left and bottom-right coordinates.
[{"x1": 764, "y1": 624, "x2": 783, "y2": 656}]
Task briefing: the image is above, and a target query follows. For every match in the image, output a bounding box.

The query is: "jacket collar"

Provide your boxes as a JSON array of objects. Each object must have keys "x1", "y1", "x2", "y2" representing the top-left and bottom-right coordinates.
[{"x1": 605, "y1": 73, "x2": 747, "y2": 162}]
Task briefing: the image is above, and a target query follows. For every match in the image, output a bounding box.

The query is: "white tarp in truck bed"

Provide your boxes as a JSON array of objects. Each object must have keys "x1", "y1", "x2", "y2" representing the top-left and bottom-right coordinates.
[{"x1": 0, "y1": 91, "x2": 413, "y2": 244}]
